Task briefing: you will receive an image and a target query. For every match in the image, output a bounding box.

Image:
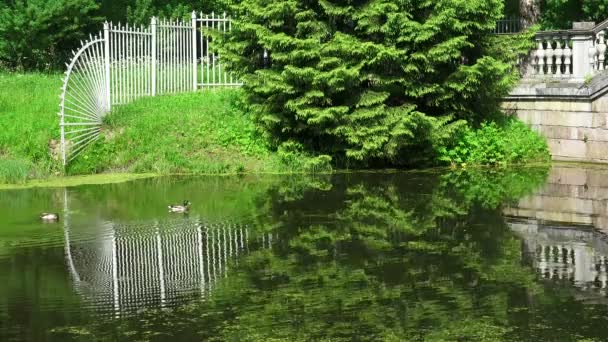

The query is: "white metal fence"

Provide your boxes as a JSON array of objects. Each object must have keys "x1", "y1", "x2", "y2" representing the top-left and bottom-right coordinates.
[{"x1": 60, "y1": 12, "x2": 239, "y2": 165}]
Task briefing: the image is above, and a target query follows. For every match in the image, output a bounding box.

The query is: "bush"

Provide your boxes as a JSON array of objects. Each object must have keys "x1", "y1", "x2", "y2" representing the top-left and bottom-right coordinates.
[
  {"x1": 437, "y1": 118, "x2": 550, "y2": 166},
  {"x1": 0, "y1": 0, "x2": 101, "y2": 71},
  {"x1": 220, "y1": 0, "x2": 514, "y2": 168},
  {"x1": 125, "y1": 0, "x2": 229, "y2": 26}
]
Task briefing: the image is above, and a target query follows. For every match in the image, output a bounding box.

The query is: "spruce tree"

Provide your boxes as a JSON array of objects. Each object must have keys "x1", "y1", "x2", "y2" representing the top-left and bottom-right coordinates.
[{"x1": 220, "y1": 0, "x2": 513, "y2": 167}]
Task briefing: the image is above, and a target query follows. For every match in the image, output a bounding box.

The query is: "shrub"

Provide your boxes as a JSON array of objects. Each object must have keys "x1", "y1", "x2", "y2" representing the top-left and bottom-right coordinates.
[
  {"x1": 0, "y1": 0, "x2": 101, "y2": 71},
  {"x1": 220, "y1": 0, "x2": 515, "y2": 168},
  {"x1": 437, "y1": 118, "x2": 550, "y2": 166},
  {"x1": 126, "y1": 0, "x2": 229, "y2": 26}
]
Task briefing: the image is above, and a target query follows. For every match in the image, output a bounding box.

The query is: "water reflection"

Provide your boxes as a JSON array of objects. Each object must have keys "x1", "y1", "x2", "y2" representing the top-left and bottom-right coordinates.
[
  {"x1": 505, "y1": 165, "x2": 608, "y2": 296},
  {"x1": 15, "y1": 168, "x2": 608, "y2": 341},
  {"x1": 60, "y1": 189, "x2": 276, "y2": 316}
]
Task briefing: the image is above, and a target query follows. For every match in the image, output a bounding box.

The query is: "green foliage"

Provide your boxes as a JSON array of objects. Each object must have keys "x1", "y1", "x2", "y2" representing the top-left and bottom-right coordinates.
[
  {"x1": 539, "y1": 0, "x2": 608, "y2": 29},
  {"x1": 220, "y1": 0, "x2": 518, "y2": 167},
  {"x1": 440, "y1": 166, "x2": 550, "y2": 209},
  {"x1": 582, "y1": 0, "x2": 608, "y2": 23},
  {"x1": 0, "y1": 0, "x2": 101, "y2": 71},
  {"x1": 540, "y1": 0, "x2": 584, "y2": 29},
  {"x1": 438, "y1": 118, "x2": 550, "y2": 166},
  {"x1": 125, "y1": 0, "x2": 229, "y2": 26}
]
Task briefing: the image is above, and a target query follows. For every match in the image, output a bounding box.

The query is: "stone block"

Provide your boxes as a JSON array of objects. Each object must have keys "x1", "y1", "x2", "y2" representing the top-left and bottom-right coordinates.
[
  {"x1": 592, "y1": 112, "x2": 608, "y2": 128},
  {"x1": 573, "y1": 22, "x2": 595, "y2": 30},
  {"x1": 584, "y1": 141, "x2": 608, "y2": 161},
  {"x1": 548, "y1": 138, "x2": 587, "y2": 159},
  {"x1": 512, "y1": 100, "x2": 591, "y2": 112},
  {"x1": 547, "y1": 166, "x2": 588, "y2": 185},
  {"x1": 516, "y1": 110, "x2": 542, "y2": 125},
  {"x1": 540, "y1": 111, "x2": 594, "y2": 128},
  {"x1": 575, "y1": 127, "x2": 608, "y2": 142},
  {"x1": 538, "y1": 125, "x2": 573, "y2": 140},
  {"x1": 518, "y1": 195, "x2": 595, "y2": 214},
  {"x1": 592, "y1": 97, "x2": 608, "y2": 114},
  {"x1": 584, "y1": 165, "x2": 608, "y2": 186}
]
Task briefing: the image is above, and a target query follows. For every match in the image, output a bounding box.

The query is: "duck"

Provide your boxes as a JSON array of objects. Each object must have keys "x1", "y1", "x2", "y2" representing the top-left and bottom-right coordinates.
[
  {"x1": 40, "y1": 213, "x2": 59, "y2": 221},
  {"x1": 168, "y1": 200, "x2": 191, "y2": 213}
]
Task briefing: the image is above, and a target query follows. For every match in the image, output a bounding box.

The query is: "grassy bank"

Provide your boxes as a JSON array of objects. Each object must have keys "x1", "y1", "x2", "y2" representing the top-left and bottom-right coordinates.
[
  {"x1": 0, "y1": 73, "x2": 63, "y2": 182},
  {"x1": 67, "y1": 90, "x2": 289, "y2": 175},
  {"x1": 0, "y1": 72, "x2": 549, "y2": 185},
  {"x1": 0, "y1": 72, "x2": 329, "y2": 184}
]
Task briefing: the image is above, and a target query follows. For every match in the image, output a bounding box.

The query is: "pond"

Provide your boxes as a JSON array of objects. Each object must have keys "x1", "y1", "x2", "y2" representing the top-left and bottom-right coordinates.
[{"x1": 2, "y1": 165, "x2": 608, "y2": 341}]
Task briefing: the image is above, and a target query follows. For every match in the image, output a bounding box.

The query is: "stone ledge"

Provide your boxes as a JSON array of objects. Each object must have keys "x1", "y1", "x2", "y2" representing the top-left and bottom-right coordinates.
[{"x1": 508, "y1": 72, "x2": 608, "y2": 100}]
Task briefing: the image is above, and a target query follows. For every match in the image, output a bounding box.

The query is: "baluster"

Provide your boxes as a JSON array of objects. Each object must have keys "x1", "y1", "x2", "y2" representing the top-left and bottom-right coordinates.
[
  {"x1": 554, "y1": 37, "x2": 563, "y2": 77},
  {"x1": 538, "y1": 244, "x2": 547, "y2": 275},
  {"x1": 563, "y1": 35, "x2": 572, "y2": 76},
  {"x1": 536, "y1": 39, "x2": 546, "y2": 76},
  {"x1": 554, "y1": 245, "x2": 559, "y2": 263},
  {"x1": 598, "y1": 30, "x2": 607, "y2": 71},
  {"x1": 545, "y1": 38, "x2": 555, "y2": 75},
  {"x1": 589, "y1": 42, "x2": 598, "y2": 74}
]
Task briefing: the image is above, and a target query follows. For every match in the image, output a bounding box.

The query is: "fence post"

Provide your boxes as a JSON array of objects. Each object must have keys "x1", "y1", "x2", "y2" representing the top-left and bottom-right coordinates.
[
  {"x1": 103, "y1": 22, "x2": 111, "y2": 112},
  {"x1": 192, "y1": 11, "x2": 198, "y2": 91},
  {"x1": 151, "y1": 17, "x2": 157, "y2": 96}
]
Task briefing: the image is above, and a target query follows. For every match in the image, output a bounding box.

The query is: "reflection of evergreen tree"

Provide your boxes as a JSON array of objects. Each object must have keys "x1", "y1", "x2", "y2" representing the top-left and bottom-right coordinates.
[
  {"x1": 55, "y1": 167, "x2": 580, "y2": 341},
  {"x1": 209, "y1": 169, "x2": 547, "y2": 341}
]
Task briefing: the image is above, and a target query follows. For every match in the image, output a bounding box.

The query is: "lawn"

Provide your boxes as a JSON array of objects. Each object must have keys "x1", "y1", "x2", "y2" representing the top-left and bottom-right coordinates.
[
  {"x1": 68, "y1": 89, "x2": 281, "y2": 175},
  {"x1": 0, "y1": 72, "x2": 324, "y2": 184},
  {"x1": 0, "y1": 72, "x2": 63, "y2": 182}
]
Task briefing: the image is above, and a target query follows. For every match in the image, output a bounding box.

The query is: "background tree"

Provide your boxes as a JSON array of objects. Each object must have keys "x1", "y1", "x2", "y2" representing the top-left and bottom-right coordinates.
[
  {"x1": 0, "y1": 0, "x2": 230, "y2": 71},
  {"x1": 0, "y1": 0, "x2": 101, "y2": 71},
  {"x1": 520, "y1": 0, "x2": 541, "y2": 27}
]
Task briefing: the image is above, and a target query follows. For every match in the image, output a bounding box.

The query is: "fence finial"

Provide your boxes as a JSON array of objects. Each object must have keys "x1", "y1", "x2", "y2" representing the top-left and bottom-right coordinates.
[{"x1": 192, "y1": 11, "x2": 197, "y2": 19}]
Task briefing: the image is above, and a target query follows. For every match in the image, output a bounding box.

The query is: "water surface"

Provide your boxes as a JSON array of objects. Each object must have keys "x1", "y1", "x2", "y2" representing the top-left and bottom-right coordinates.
[{"x1": 2, "y1": 166, "x2": 608, "y2": 341}]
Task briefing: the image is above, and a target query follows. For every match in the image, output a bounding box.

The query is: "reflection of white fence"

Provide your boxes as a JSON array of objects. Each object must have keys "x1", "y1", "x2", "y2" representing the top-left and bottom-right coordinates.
[
  {"x1": 64, "y1": 217, "x2": 275, "y2": 316},
  {"x1": 60, "y1": 188, "x2": 277, "y2": 316},
  {"x1": 60, "y1": 12, "x2": 239, "y2": 165}
]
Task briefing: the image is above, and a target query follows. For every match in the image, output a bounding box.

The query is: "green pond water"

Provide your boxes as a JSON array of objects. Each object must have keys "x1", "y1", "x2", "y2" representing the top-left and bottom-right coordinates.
[{"x1": 3, "y1": 166, "x2": 608, "y2": 341}]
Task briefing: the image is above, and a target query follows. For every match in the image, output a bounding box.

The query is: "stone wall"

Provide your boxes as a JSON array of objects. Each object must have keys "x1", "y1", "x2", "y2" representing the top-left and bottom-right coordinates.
[{"x1": 504, "y1": 76, "x2": 608, "y2": 163}]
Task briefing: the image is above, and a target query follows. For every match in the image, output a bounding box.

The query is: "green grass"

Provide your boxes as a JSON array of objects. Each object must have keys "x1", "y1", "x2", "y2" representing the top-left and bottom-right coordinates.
[
  {"x1": 0, "y1": 72, "x2": 330, "y2": 184},
  {"x1": 67, "y1": 89, "x2": 289, "y2": 175},
  {"x1": 0, "y1": 72, "x2": 63, "y2": 181}
]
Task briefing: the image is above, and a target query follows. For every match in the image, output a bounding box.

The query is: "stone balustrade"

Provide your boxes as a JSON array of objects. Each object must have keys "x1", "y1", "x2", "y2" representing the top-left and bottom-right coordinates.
[
  {"x1": 525, "y1": 20, "x2": 608, "y2": 81},
  {"x1": 530, "y1": 34, "x2": 573, "y2": 77},
  {"x1": 505, "y1": 21, "x2": 608, "y2": 164}
]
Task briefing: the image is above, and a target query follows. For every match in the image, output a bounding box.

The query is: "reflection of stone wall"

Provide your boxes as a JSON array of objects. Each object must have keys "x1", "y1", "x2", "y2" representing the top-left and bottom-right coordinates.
[
  {"x1": 65, "y1": 218, "x2": 273, "y2": 315},
  {"x1": 504, "y1": 166, "x2": 608, "y2": 233},
  {"x1": 509, "y1": 220, "x2": 608, "y2": 291},
  {"x1": 505, "y1": 166, "x2": 608, "y2": 296}
]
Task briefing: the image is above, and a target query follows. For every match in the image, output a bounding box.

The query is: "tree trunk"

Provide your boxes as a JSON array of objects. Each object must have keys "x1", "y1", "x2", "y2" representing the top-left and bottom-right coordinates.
[{"x1": 520, "y1": 0, "x2": 540, "y2": 28}]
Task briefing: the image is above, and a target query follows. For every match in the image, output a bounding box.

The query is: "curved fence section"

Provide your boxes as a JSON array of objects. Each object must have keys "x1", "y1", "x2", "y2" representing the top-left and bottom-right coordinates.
[
  {"x1": 59, "y1": 34, "x2": 109, "y2": 165},
  {"x1": 60, "y1": 12, "x2": 239, "y2": 165}
]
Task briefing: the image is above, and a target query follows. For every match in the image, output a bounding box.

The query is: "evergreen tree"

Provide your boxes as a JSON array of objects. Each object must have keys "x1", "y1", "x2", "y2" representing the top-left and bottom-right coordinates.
[{"x1": 220, "y1": 0, "x2": 515, "y2": 167}]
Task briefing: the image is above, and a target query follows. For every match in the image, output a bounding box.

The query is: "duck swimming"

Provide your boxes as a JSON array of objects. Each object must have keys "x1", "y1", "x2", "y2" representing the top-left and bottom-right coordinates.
[
  {"x1": 40, "y1": 213, "x2": 59, "y2": 221},
  {"x1": 168, "y1": 200, "x2": 191, "y2": 213}
]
